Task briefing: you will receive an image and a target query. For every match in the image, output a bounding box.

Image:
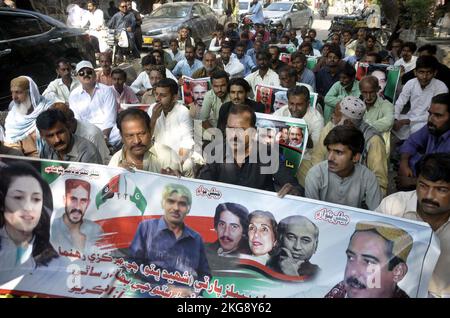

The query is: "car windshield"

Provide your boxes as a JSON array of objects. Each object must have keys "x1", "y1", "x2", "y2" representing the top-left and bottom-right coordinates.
[
  {"x1": 239, "y1": 2, "x2": 249, "y2": 10},
  {"x1": 266, "y1": 3, "x2": 292, "y2": 11},
  {"x1": 150, "y1": 5, "x2": 191, "y2": 18}
]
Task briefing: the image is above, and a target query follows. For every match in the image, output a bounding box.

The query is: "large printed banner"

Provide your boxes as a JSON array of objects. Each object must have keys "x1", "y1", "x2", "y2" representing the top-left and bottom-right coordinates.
[{"x1": 0, "y1": 155, "x2": 439, "y2": 298}]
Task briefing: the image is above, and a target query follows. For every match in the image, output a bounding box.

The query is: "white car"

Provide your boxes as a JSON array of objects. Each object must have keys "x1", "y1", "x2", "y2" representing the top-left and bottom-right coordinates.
[
  {"x1": 239, "y1": 0, "x2": 252, "y2": 15},
  {"x1": 264, "y1": 1, "x2": 313, "y2": 30}
]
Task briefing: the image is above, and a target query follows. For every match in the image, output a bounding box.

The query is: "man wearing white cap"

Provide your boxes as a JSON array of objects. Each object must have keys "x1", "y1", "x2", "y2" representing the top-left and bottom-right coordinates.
[
  {"x1": 4, "y1": 76, "x2": 54, "y2": 157},
  {"x1": 310, "y1": 96, "x2": 388, "y2": 195},
  {"x1": 69, "y1": 60, "x2": 119, "y2": 146}
]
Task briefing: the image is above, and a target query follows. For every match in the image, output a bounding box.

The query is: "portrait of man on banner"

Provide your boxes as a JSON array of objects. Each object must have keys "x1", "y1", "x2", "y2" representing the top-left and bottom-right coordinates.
[
  {"x1": 181, "y1": 76, "x2": 211, "y2": 109},
  {"x1": 325, "y1": 221, "x2": 412, "y2": 298}
]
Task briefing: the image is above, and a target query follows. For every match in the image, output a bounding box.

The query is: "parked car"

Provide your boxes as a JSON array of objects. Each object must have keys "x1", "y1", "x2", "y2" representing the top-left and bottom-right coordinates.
[
  {"x1": 263, "y1": 1, "x2": 313, "y2": 31},
  {"x1": 141, "y1": 2, "x2": 219, "y2": 48},
  {"x1": 0, "y1": 8, "x2": 96, "y2": 110}
]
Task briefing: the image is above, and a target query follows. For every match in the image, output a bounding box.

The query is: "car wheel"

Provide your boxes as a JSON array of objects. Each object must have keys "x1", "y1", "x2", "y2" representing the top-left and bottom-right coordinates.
[
  {"x1": 307, "y1": 17, "x2": 313, "y2": 29},
  {"x1": 285, "y1": 19, "x2": 292, "y2": 31}
]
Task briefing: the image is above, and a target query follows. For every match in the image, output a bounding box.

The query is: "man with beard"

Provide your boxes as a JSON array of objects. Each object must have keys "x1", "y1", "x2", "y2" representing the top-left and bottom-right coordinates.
[
  {"x1": 376, "y1": 153, "x2": 450, "y2": 297},
  {"x1": 188, "y1": 81, "x2": 209, "y2": 120},
  {"x1": 4, "y1": 76, "x2": 54, "y2": 157},
  {"x1": 288, "y1": 126, "x2": 304, "y2": 148},
  {"x1": 290, "y1": 52, "x2": 316, "y2": 92},
  {"x1": 268, "y1": 46, "x2": 287, "y2": 75},
  {"x1": 316, "y1": 46, "x2": 342, "y2": 109},
  {"x1": 397, "y1": 94, "x2": 450, "y2": 190},
  {"x1": 192, "y1": 51, "x2": 223, "y2": 79},
  {"x1": 306, "y1": 125, "x2": 382, "y2": 210},
  {"x1": 205, "y1": 202, "x2": 250, "y2": 270},
  {"x1": 267, "y1": 216, "x2": 320, "y2": 277},
  {"x1": 51, "y1": 179, "x2": 103, "y2": 254},
  {"x1": 325, "y1": 220, "x2": 412, "y2": 298},
  {"x1": 36, "y1": 109, "x2": 102, "y2": 164}
]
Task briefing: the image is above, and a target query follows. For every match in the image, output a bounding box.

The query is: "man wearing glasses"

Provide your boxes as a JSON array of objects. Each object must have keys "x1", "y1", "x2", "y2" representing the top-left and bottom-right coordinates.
[{"x1": 68, "y1": 60, "x2": 119, "y2": 146}]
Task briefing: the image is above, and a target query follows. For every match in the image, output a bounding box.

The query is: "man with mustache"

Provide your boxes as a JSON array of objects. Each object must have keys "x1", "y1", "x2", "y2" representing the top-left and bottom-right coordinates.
[
  {"x1": 305, "y1": 125, "x2": 382, "y2": 210},
  {"x1": 397, "y1": 93, "x2": 450, "y2": 190},
  {"x1": 192, "y1": 51, "x2": 224, "y2": 79},
  {"x1": 325, "y1": 220, "x2": 412, "y2": 298},
  {"x1": 108, "y1": 108, "x2": 183, "y2": 176},
  {"x1": 129, "y1": 184, "x2": 210, "y2": 296},
  {"x1": 51, "y1": 179, "x2": 103, "y2": 254},
  {"x1": 288, "y1": 126, "x2": 304, "y2": 148},
  {"x1": 188, "y1": 81, "x2": 209, "y2": 120},
  {"x1": 205, "y1": 203, "x2": 250, "y2": 270},
  {"x1": 376, "y1": 153, "x2": 450, "y2": 298},
  {"x1": 267, "y1": 215, "x2": 319, "y2": 277},
  {"x1": 36, "y1": 109, "x2": 103, "y2": 164}
]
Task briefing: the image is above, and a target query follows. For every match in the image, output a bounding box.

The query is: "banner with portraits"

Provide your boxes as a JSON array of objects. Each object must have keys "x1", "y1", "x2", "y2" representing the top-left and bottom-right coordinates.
[
  {"x1": 0, "y1": 155, "x2": 439, "y2": 298},
  {"x1": 355, "y1": 63, "x2": 401, "y2": 103},
  {"x1": 256, "y1": 113, "x2": 308, "y2": 176},
  {"x1": 255, "y1": 84, "x2": 318, "y2": 113}
]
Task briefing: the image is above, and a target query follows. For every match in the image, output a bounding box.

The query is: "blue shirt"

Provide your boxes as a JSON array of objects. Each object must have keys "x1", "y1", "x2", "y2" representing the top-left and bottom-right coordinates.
[
  {"x1": 129, "y1": 217, "x2": 211, "y2": 282},
  {"x1": 172, "y1": 59, "x2": 203, "y2": 78},
  {"x1": 299, "y1": 68, "x2": 316, "y2": 92},
  {"x1": 248, "y1": 1, "x2": 265, "y2": 24},
  {"x1": 237, "y1": 54, "x2": 256, "y2": 77},
  {"x1": 247, "y1": 48, "x2": 258, "y2": 65},
  {"x1": 400, "y1": 125, "x2": 450, "y2": 175},
  {"x1": 311, "y1": 39, "x2": 323, "y2": 52}
]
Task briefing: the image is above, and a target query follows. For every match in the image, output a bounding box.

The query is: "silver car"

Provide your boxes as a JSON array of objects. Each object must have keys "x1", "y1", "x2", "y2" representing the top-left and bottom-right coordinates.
[
  {"x1": 141, "y1": 2, "x2": 219, "y2": 47},
  {"x1": 264, "y1": 1, "x2": 313, "y2": 31}
]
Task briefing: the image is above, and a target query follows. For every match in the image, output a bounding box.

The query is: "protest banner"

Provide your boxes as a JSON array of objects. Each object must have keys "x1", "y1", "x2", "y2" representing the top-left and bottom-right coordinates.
[
  {"x1": 0, "y1": 155, "x2": 439, "y2": 298},
  {"x1": 256, "y1": 84, "x2": 318, "y2": 113}
]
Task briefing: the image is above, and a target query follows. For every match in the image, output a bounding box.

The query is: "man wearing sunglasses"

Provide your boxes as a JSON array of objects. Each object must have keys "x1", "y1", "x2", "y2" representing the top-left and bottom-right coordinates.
[{"x1": 69, "y1": 60, "x2": 119, "y2": 147}]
